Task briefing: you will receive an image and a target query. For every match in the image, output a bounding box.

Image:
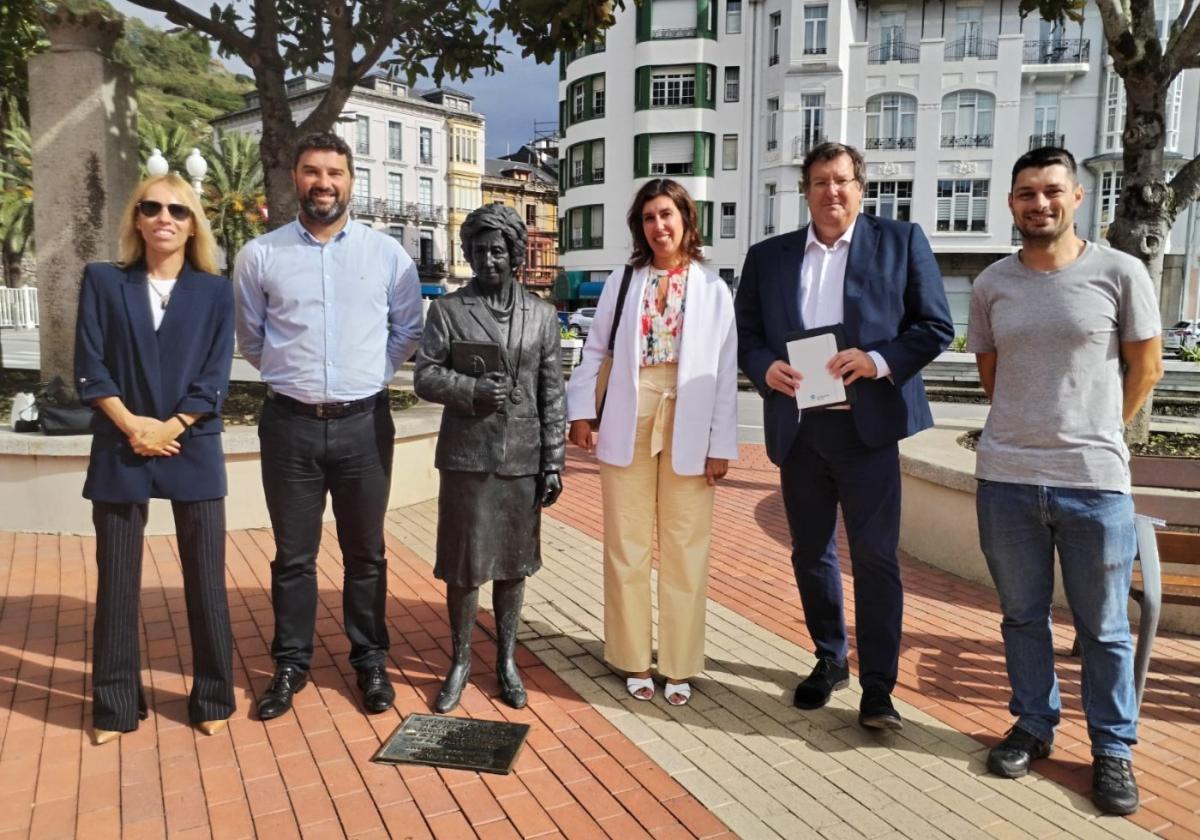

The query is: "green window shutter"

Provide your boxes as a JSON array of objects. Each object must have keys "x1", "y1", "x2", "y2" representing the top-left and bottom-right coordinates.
[
  {"x1": 692, "y1": 133, "x2": 706, "y2": 177},
  {"x1": 559, "y1": 217, "x2": 566, "y2": 252},
  {"x1": 559, "y1": 161, "x2": 567, "y2": 195},
  {"x1": 559, "y1": 51, "x2": 566, "y2": 81},
  {"x1": 701, "y1": 64, "x2": 715, "y2": 108},
  {"x1": 698, "y1": 201, "x2": 713, "y2": 245},
  {"x1": 583, "y1": 142, "x2": 593, "y2": 185},
  {"x1": 582, "y1": 205, "x2": 592, "y2": 247},
  {"x1": 583, "y1": 76, "x2": 593, "y2": 121},
  {"x1": 634, "y1": 134, "x2": 650, "y2": 178},
  {"x1": 559, "y1": 100, "x2": 566, "y2": 131},
  {"x1": 637, "y1": 0, "x2": 652, "y2": 42},
  {"x1": 702, "y1": 133, "x2": 714, "y2": 176},
  {"x1": 635, "y1": 67, "x2": 650, "y2": 111},
  {"x1": 697, "y1": 0, "x2": 715, "y2": 39}
]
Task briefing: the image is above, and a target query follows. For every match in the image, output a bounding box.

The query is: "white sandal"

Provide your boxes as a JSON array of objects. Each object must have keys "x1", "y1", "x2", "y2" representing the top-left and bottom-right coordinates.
[
  {"x1": 665, "y1": 681, "x2": 691, "y2": 706},
  {"x1": 626, "y1": 676, "x2": 655, "y2": 701}
]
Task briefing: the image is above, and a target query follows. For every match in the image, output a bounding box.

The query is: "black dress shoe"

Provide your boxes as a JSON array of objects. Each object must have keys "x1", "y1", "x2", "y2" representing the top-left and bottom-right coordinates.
[
  {"x1": 1092, "y1": 756, "x2": 1139, "y2": 815},
  {"x1": 357, "y1": 665, "x2": 395, "y2": 714},
  {"x1": 793, "y1": 658, "x2": 850, "y2": 709},
  {"x1": 858, "y1": 688, "x2": 903, "y2": 730},
  {"x1": 986, "y1": 726, "x2": 1053, "y2": 779},
  {"x1": 257, "y1": 665, "x2": 308, "y2": 721}
]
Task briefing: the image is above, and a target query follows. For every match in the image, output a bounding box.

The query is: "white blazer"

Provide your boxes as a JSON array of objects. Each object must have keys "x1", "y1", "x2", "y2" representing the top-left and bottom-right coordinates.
[{"x1": 566, "y1": 262, "x2": 739, "y2": 475}]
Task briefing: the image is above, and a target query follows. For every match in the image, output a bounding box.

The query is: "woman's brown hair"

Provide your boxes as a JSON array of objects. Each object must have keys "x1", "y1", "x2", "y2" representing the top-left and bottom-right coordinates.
[{"x1": 625, "y1": 178, "x2": 705, "y2": 269}]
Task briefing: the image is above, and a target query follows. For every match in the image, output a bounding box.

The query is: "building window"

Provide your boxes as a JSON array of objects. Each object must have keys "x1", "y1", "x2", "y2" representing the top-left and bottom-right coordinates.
[
  {"x1": 720, "y1": 202, "x2": 737, "y2": 238},
  {"x1": 766, "y1": 97, "x2": 779, "y2": 151},
  {"x1": 878, "y1": 10, "x2": 907, "y2": 61},
  {"x1": 936, "y1": 179, "x2": 989, "y2": 232},
  {"x1": 1098, "y1": 170, "x2": 1124, "y2": 236},
  {"x1": 1103, "y1": 71, "x2": 1123, "y2": 151},
  {"x1": 722, "y1": 134, "x2": 738, "y2": 170},
  {"x1": 863, "y1": 181, "x2": 912, "y2": 221},
  {"x1": 1032, "y1": 93, "x2": 1059, "y2": 147},
  {"x1": 940, "y1": 90, "x2": 994, "y2": 147},
  {"x1": 526, "y1": 204, "x2": 537, "y2": 227},
  {"x1": 727, "y1": 0, "x2": 742, "y2": 34},
  {"x1": 649, "y1": 133, "x2": 697, "y2": 175},
  {"x1": 567, "y1": 205, "x2": 604, "y2": 249},
  {"x1": 452, "y1": 129, "x2": 478, "y2": 165},
  {"x1": 1165, "y1": 77, "x2": 1183, "y2": 150},
  {"x1": 952, "y1": 6, "x2": 983, "y2": 58},
  {"x1": 387, "y1": 172, "x2": 403, "y2": 207},
  {"x1": 724, "y1": 67, "x2": 740, "y2": 102},
  {"x1": 570, "y1": 145, "x2": 585, "y2": 186},
  {"x1": 352, "y1": 168, "x2": 371, "y2": 209},
  {"x1": 593, "y1": 76, "x2": 606, "y2": 117},
  {"x1": 804, "y1": 5, "x2": 828, "y2": 55},
  {"x1": 651, "y1": 67, "x2": 695, "y2": 107},
  {"x1": 769, "y1": 12, "x2": 781, "y2": 65},
  {"x1": 419, "y1": 127, "x2": 433, "y2": 165},
  {"x1": 418, "y1": 176, "x2": 433, "y2": 213},
  {"x1": 697, "y1": 201, "x2": 713, "y2": 244},
  {"x1": 388, "y1": 121, "x2": 402, "y2": 160},
  {"x1": 800, "y1": 94, "x2": 825, "y2": 153},
  {"x1": 591, "y1": 139, "x2": 605, "y2": 182},
  {"x1": 764, "y1": 184, "x2": 777, "y2": 235},
  {"x1": 356, "y1": 115, "x2": 370, "y2": 156},
  {"x1": 419, "y1": 230, "x2": 434, "y2": 267},
  {"x1": 865, "y1": 94, "x2": 917, "y2": 150}
]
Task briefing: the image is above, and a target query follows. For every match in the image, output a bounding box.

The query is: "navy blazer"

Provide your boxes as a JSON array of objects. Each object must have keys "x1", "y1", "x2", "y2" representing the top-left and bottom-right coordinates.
[
  {"x1": 735, "y1": 214, "x2": 954, "y2": 464},
  {"x1": 74, "y1": 260, "x2": 235, "y2": 503}
]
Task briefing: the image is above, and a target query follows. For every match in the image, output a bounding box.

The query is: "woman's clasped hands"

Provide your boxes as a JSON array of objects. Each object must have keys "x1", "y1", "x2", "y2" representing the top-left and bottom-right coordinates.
[{"x1": 126, "y1": 415, "x2": 184, "y2": 457}]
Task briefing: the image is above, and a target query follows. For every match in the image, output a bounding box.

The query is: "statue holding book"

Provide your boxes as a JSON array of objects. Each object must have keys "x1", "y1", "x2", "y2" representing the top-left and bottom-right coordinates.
[{"x1": 413, "y1": 202, "x2": 567, "y2": 712}]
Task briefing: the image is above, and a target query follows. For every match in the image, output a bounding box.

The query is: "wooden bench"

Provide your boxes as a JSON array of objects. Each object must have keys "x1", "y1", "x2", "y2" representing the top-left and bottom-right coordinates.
[{"x1": 1131, "y1": 529, "x2": 1200, "y2": 607}]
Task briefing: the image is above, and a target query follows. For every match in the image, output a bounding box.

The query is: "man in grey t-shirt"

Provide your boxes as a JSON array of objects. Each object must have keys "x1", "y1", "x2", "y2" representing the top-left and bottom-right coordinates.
[{"x1": 967, "y1": 147, "x2": 1162, "y2": 816}]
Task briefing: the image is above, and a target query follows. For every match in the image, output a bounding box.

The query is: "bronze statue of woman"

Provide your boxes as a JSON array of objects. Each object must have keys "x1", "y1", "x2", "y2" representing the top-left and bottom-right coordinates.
[{"x1": 413, "y1": 203, "x2": 566, "y2": 712}]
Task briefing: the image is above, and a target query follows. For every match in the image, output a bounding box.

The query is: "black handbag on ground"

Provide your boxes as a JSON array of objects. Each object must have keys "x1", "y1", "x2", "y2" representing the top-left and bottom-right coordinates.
[{"x1": 36, "y1": 377, "x2": 95, "y2": 436}]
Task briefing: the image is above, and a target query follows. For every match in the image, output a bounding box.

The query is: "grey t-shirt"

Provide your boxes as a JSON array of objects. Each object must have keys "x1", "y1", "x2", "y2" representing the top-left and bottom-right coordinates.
[{"x1": 967, "y1": 242, "x2": 1160, "y2": 493}]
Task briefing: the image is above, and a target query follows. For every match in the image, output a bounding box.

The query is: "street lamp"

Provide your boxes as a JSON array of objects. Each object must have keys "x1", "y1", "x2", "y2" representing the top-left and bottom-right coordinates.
[
  {"x1": 146, "y1": 148, "x2": 169, "y2": 177},
  {"x1": 185, "y1": 148, "x2": 208, "y2": 195}
]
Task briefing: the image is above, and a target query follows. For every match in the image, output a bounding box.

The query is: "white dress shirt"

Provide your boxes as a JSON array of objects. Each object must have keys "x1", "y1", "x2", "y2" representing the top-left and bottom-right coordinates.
[{"x1": 802, "y1": 219, "x2": 891, "y2": 379}]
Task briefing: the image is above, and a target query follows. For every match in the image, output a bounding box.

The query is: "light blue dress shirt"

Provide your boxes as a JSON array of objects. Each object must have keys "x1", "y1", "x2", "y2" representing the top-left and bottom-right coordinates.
[{"x1": 234, "y1": 218, "x2": 423, "y2": 403}]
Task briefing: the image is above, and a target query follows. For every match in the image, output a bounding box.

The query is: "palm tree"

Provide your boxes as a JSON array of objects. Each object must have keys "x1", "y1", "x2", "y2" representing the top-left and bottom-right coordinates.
[
  {"x1": 137, "y1": 122, "x2": 199, "y2": 175},
  {"x1": 201, "y1": 131, "x2": 266, "y2": 268},
  {"x1": 0, "y1": 102, "x2": 33, "y2": 288}
]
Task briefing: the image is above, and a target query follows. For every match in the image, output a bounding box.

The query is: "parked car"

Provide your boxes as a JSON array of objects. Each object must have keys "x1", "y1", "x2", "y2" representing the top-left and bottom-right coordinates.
[
  {"x1": 1164, "y1": 320, "x2": 1199, "y2": 357},
  {"x1": 567, "y1": 307, "x2": 596, "y2": 338}
]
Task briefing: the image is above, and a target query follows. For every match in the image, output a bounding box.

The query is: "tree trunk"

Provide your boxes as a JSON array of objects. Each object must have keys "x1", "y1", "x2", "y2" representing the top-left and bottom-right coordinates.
[{"x1": 251, "y1": 63, "x2": 299, "y2": 231}]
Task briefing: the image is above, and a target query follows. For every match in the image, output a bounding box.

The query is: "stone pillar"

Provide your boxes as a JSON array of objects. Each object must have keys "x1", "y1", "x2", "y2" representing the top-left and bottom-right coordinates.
[{"x1": 28, "y1": 10, "x2": 137, "y2": 393}]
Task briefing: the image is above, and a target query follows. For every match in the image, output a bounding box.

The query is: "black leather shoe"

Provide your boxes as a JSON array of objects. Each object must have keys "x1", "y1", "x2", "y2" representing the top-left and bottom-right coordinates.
[
  {"x1": 257, "y1": 665, "x2": 308, "y2": 721},
  {"x1": 357, "y1": 665, "x2": 395, "y2": 714},
  {"x1": 793, "y1": 658, "x2": 850, "y2": 710},
  {"x1": 986, "y1": 726, "x2": 1053, "y2": 779},
  {"x1": 858, "y1": 688, "x2": 903, "y2": 731},
  {"x1": 1092, "y1": 756, "x2": 1139, "y2": 815}
]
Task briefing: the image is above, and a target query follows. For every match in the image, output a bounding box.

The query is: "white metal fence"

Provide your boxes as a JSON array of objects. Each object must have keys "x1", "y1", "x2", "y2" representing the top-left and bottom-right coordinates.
[{"x1": 0, "y1": 287, "x2": 38, "y2": 328}]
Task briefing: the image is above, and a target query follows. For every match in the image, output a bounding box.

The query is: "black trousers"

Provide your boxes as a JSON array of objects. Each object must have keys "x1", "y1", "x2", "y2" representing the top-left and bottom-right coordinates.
[
  {"x1": 92, "y1": 499, "x2": 235, "y2": 730},
  {"x1": 779, "y1": 411, "x2": 904, "y2": 693},
  {"x1": 258, "y1": 395, "x2": 394, "y2": 672}
]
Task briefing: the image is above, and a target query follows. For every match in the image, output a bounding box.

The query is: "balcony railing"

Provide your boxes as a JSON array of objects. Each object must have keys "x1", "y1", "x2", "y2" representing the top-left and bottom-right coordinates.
[
  {"x1": 653, "y1": 26, "x2": 698, "y2": 39},
  {"x1": 353, "y1": 197, "x2": 447, "y2": 223},
  {"x1": 865, "y1": 136, "x2": 916, "y2": 151},
  {"x1": 940, "y1": 134, "x2": 993, "y2": 148},
  {"x1": 945, "y1": 37, "x2": 999, "y2": 60},
  {"x1": 763, "y1": 224, "x2": 776, "y2": 235},
  {"x1": 1023, "y1": 39, "x2": 1090, "y2": 64},
  {"x1": 802, "y1": 46, "x2": 827, "y2": 55},
  {"x1": 1028, "y1": 132, "x2": 1066, "y2": 150},
  {"x1": 867, "y1": 42, "x2": 920, "y2": 64},
  {"x1": 792, "y1": 134, "x2": 826, "y2": 159},
  {"x1": 417, "y1": 260, "x2": 447, "y2": 278}
]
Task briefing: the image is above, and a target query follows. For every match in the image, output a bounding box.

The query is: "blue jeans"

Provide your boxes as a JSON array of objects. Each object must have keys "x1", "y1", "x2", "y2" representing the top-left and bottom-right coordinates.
[{"x1": 976, "y1": 480, "x2": 1137, "y2": 759}]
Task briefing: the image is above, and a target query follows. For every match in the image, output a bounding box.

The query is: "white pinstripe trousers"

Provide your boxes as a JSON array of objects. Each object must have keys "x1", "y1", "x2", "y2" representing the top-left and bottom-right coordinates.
[{"x1": 91, "y1": 499, "x2": 235, "y2": 730}]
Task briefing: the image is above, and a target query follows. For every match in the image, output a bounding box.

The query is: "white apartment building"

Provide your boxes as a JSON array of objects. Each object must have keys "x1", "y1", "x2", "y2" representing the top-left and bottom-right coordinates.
[
  {"x1": 212, "y1": 73, "x2": 485, "y2": 292},
  {"x1": 557, "y1": 0, "x2": 1200, "y2": 329}
]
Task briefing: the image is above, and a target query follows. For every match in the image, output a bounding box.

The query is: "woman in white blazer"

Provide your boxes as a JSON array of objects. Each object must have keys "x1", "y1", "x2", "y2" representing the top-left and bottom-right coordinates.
[{"x1": 566, "y1": 179, "x2": 738, "y2": 706}]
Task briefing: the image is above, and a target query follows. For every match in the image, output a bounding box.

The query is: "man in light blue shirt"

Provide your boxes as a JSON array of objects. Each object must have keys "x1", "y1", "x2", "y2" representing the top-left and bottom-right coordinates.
[{"x1": 234, "y1": 132, "x2": 422, "y2": 720}]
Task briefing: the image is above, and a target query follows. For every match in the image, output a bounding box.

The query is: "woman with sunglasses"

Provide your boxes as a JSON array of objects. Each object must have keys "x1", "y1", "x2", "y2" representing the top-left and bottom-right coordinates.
[
  {"x1": 75, "y1": 174, "x2": 236, "y2": 744},
  {"x1": 565, "y1": 179, "x2": 739, "y2": 706}
]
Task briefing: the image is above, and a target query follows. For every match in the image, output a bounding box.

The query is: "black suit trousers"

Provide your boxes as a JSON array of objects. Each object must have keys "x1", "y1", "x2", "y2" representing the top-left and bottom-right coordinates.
[
  {"x1": 778, "y1": 411, "x2": 904, "y2": 693},
  {"x1": 258, "y1": 396, "x2": 394, "y2": 672},
  {"x1": 91, "y1": 499, "x2": 235, "y2": 730}
]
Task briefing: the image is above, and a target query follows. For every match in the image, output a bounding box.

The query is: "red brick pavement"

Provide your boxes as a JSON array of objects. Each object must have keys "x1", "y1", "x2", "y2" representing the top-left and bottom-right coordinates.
[
  {"x1": 548, "y1": 444, "x2": 1200, "y2": 839},
  {"x1": 0, "y1": 525, "x2": 732, "y2": 839}
]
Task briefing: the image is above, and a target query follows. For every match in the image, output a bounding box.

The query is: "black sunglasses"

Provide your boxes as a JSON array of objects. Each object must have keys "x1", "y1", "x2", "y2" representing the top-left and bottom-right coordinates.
[{"x1": 136, "y1": 200, "x2": 191, "y2": 222}]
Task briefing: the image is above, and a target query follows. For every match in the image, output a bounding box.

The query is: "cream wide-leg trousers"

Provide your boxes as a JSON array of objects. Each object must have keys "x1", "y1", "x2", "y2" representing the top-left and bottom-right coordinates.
[{"x1": 598, "y1": 363, "x2": 715, "y2": 681}]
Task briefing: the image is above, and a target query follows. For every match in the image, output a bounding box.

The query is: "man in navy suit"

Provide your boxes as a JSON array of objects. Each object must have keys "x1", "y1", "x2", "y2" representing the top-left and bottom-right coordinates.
[{"x1": 735, "y1": 142, "x2": 953, "y2": 729}]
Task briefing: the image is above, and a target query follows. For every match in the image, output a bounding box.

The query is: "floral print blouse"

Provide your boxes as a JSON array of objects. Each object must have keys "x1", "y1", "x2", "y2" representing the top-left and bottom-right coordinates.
[{"x1": 640, "y1": 265, "x2": 687, "y2": 366}]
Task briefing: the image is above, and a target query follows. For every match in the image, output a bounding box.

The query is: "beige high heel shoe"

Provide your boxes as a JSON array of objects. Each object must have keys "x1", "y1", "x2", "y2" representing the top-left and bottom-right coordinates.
[
  {"x1": 92, "y1": 728, "x2": 122, "y2": 745},
  {"x1": 197, "y1": 719, "x2": 228, "y2": 736}
]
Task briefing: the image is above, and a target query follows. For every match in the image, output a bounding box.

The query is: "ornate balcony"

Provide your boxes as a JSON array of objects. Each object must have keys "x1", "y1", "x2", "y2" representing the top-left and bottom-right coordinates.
[
  {"x1": 867, "y1": 42, "x2": 920, "y2": 64},
  {"x1": 865, "y1": 137, "x2": 916, "y2": 151},
  {"x1": 940, "y1": 134, "x2": 993, "y2": 148},
  {"x1": 1023, "y1": 39, "x2": 1090, "y2": 64},
  {"x1": 1028, "y1": 132, "x2": 1066, "y2": 150},
  {"x1": 945, "y1": 37, "x2": 998, "y2": 60}
]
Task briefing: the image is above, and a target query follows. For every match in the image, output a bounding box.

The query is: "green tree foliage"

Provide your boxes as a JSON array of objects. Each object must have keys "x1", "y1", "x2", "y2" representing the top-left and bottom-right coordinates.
[
  {"x1": 137, "y1": 121, "x2": 200, "y2": 175},
  {"x1": 124, "y1": 0, "x2": 618, "y2": 225},
  {"x1": 200, "y1": 131, "x2": 266, "y2": 268},
  {"x1": 0, "y1": 100, "x2": 33, "y2": 287}
]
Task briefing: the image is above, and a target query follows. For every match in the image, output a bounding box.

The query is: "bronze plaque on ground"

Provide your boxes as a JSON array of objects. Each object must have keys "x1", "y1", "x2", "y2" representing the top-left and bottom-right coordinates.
[{"x1": 371, "y1": 714, "x2": 530, "y2": 775}]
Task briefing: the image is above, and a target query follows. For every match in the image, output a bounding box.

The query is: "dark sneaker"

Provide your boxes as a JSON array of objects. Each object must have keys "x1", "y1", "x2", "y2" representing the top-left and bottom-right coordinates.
[
  {"x1": 793, "y1": 658, "x2": 850, "y2": 710},
  {"x1": 986, "y1": 726, "x2": 1053, "y2": 779},
  {"x1": 858, "y1": 688, "x2": 903, "y2": 730},
  {"x1": 1092, "y1": 756, "x2": 1139, "y2": 815}
]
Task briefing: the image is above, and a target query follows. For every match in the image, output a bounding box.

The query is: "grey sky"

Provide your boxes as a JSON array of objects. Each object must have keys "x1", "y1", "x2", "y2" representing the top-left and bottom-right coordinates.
[{"x1": 108, "y1": 0, "x2": 558, "y2": 156}]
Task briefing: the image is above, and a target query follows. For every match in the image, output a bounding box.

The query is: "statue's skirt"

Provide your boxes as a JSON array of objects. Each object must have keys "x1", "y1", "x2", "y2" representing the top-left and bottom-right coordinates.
[{"x1": 434, "y1": 470, "x2": 543, "y2": 589}]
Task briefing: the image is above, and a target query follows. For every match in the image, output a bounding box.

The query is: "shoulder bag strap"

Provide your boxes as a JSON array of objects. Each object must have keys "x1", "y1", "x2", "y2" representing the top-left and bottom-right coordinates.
[{"x1": 607, "y1": 264, "x2": 635, "y2": 353}]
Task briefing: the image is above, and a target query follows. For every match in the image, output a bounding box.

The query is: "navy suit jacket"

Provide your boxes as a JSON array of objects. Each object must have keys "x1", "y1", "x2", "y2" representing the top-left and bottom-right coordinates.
[
  {"x1": 74, "y1": 260, "x2": 235, "y2": 503},
  {"x1": 735, "y1": 214, "x2": 953, "y2": 465}
]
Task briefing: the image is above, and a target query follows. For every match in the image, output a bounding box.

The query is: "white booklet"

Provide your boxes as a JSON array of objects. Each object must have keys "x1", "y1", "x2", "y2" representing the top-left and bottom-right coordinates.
[{"x1": 786, "y1": 329, "x2": 847, "y2": 410}]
